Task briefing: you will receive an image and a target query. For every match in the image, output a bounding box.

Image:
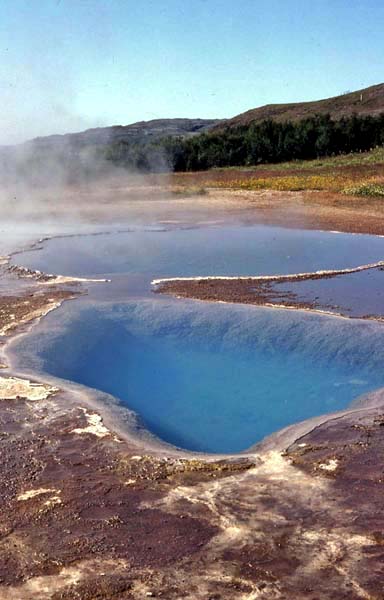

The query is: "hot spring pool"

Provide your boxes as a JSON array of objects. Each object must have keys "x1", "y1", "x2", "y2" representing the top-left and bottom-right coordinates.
[{"x1": 11, "y1": 224, "x2": 384, "y2": 453}]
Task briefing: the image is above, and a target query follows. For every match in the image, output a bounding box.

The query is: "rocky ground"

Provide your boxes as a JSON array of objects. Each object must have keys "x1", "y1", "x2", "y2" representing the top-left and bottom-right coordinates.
[
  {"x1": 152, "y1": 264, "x2": 384, "y2": 320},
  {"x1": 0, "y1": 187, "x2": 383, "y2": 599}
]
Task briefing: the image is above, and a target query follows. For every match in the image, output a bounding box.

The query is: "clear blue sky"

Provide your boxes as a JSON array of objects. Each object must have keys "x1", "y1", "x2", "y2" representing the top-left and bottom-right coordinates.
[{"x1": 1, "y1": 0, "x2": 383, "y2": 144}]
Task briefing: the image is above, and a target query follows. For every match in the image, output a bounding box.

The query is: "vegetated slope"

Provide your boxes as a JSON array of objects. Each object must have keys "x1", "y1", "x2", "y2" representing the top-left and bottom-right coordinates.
[{"x1": 215, "y1": 83, "x2": 384, "y2": 130}]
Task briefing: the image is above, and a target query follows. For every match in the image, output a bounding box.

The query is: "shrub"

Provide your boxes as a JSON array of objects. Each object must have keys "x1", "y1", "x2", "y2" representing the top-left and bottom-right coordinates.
[{"x1": 342, "y1": 181, "x2": 384, "y2": 197}]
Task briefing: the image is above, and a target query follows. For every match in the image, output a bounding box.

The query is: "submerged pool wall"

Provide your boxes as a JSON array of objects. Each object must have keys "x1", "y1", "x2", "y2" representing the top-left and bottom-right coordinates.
[{"x1": 11, "y1": 298, "x2": 384, "y2": 453}]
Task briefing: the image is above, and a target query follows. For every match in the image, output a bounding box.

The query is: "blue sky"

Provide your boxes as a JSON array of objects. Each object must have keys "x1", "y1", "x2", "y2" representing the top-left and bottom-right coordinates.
[{"x1": 1, "y1": 0, "x2": 383, "y2": 143}]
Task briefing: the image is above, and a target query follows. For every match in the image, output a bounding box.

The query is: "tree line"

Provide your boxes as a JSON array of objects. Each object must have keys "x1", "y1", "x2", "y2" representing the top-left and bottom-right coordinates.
[{"x1": 104, "y1": 113, "x2": 384, "y2": 172}]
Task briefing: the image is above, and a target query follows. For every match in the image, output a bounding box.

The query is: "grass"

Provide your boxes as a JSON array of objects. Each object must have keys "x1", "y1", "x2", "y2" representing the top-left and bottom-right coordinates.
[
  {"x1": 206, "y1": 174, "x2": 384, "y2": 196},
  {"x1": 212, "y1": 147, "x2": 384, "y2": 173},
  {"x1": 206, "y1": 174, "x2": 353, "y2": 193},
  {"x1": 171, "y1": 147, "x2": 384, "y2": 197},
  {"x1": 342, "y1": 181, "x2": 384, "y2": 197},
  {"x1": 171, "y1": 186, "x2": 208, "y2": 197}
]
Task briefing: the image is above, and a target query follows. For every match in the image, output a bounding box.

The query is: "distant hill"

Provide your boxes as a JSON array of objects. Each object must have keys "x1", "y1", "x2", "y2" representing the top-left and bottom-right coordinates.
[
  {"x1": 27, "y1": 118, "x2": 220, "y2": 151},
  {"x1": 1, "y1": 84, "x2": 383, "y2": 182},
  {"x1": 214, "y1": 83, "x2": 384, "y2": 130},
  {"x1": 0, "y1": 118, "x2": 221, "y2": 184}
]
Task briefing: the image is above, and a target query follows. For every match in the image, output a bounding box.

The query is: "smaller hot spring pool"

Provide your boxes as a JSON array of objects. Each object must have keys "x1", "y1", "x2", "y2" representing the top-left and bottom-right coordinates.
[{"x1": 15, "y1": 298, "x2": 384, "y2": 453}]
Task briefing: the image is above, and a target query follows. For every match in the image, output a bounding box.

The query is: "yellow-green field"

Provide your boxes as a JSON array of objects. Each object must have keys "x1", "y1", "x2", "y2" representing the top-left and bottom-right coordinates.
[{"x1": 171, "y1": 147, "x2": 384, "y2": 197}]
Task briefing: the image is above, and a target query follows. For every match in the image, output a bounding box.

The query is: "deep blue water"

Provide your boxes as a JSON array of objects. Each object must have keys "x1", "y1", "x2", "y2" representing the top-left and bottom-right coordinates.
[{"x1": 12, "y1": 225, "x2": 384, "y2": 453}]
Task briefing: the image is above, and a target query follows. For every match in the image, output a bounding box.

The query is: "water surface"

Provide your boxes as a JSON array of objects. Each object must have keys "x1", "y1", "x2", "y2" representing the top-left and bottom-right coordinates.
[
  {"x1": 270, "y1": 267, "x2": 384, "y2": 318},
  {"x1": 16, "y1": 225, "x2": 384, "y2": 282},
  {"x1": 12, "y1": 225, "x2": 384, "y2": 452}
]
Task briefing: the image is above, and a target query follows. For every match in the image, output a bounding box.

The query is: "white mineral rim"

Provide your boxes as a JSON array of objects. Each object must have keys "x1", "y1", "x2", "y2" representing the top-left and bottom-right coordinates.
[{"x1": 151, "y1": 259, "x2": 384, "y2": 287}]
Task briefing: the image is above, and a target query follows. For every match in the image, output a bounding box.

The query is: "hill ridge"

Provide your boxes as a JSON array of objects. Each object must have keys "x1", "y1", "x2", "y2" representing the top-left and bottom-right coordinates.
[
  {"x1": 215, "y1": 83, "x2": 384, "y2": 130},
  {"x1": 27, "y1": 118, "x2": 220, "y2": 149}
]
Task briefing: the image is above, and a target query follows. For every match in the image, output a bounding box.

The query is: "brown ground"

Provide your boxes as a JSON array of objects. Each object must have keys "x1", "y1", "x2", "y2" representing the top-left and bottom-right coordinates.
[
  {"x1": 1, "y1": 366, "x2": 384, "y2": 599},
  {"x1": 0, "y1": 289, "x2": 75, "y2": 338},
  {"x1": 153, "y1": 266, "x2": 384, "y2": 320},
  {"x1": 170, "y1": 187, "x2": 384, "y2": 235},
  {"x1": 0, "y1": 184, "x2": 384, "y2": 598},
  {"x1": 154, "y1": 277, "x2": 336, "y2": 314},
  {"x1": 3, "y1": 176, "x2": 384, "y2": 235}
]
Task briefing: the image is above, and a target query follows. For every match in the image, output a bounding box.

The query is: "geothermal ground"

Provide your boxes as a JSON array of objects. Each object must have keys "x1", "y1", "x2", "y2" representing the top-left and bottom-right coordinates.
[
  {"x1": 151, "y1": 261, "x2": 384, "y2": 319},
  {"x1": 0, "y1": 182, "x2": 384, "y2": 599}
]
